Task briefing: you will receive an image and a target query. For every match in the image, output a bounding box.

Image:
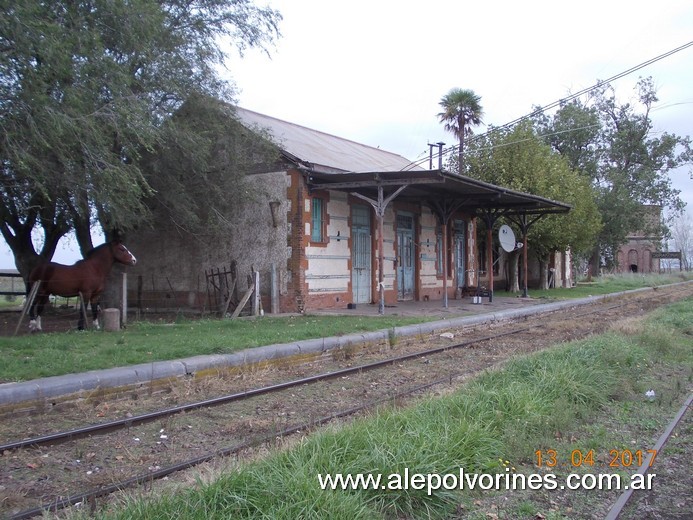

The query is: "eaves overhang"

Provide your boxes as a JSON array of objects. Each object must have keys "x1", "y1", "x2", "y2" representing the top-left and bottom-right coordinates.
[{"x1": 304, "y1": 168, "x2": 572, "y2": 217}]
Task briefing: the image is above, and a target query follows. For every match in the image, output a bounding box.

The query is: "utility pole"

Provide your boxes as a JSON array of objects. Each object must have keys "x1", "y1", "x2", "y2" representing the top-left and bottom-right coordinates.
[
  {"x1": 436, "y1": 142, "x2": 445, "y2": 170},
  {"x1": 428, "y1": 142, "x2": 446, "y2": 170}
]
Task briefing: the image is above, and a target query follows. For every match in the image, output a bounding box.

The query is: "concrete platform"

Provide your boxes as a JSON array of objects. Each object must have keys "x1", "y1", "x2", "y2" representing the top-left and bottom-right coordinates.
[
  {"x1": 0, "y1": 286, "x2": 663, "y2": 409},
  {"x1": 311, "y1": 293, "x2": 546, "y2": 318}
]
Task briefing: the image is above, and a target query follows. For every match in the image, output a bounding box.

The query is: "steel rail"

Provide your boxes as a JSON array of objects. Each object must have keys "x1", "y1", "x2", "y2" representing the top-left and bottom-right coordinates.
[
  {"x1": 8, "y1": 377, "x2": 451, "y2": 520},
  {"x1": 0, "y1": 299, "x2": 638, "y2": 452},
  {"x1": 10, "y1": 375, "x2": 691, "y2": 520},
  {"x1": 0, "y1": 327, "x2": 520, "y2": 452},
  {"x1": 604, "y1": 393, "x2": 692, "y2": 520},
  {"x1": 4, "y1": 291, "x2": 689, "y2": 519}
]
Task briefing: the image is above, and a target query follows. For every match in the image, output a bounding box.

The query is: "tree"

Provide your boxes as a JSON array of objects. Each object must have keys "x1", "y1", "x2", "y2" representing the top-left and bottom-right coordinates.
[
  {"x1": 466, "y1": 122, "x2": 602, "y2": 290},
  {"x1": 533, "y1": 77, "x2": 691, "y2": 274},
  {"x1": 669, "y1": 210, "x2": 692, "y2": 271},
  {"x1": 438, "y1": 88, "x2": 484, "y2": 173},
  {"x1": 0, "y1": 0, "x2": 281, "y2": 278},
  {"x1": 140, "y1": 95, "x2": 281, "y2": 241}
]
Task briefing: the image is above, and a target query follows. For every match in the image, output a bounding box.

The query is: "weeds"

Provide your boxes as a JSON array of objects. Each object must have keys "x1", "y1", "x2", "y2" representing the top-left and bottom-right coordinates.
[
  {"x1": 388, "y1": 327, "x2": 397, "y2": 349},
  {"x1": 331, "y1": 342, "x2": 359, "y2": 362},
  {"x1": 101, "y1": 297, "x2": 692, "y2": 519},
  {"x1": 2, "y1": 274, "x2": 689, "y2": 383},
  {"x1": 0, "y1": 315, "x2": 427, "y2": 382},
  {"x1": 529, "y1": 271, "x2": 692, "y2": 300}
]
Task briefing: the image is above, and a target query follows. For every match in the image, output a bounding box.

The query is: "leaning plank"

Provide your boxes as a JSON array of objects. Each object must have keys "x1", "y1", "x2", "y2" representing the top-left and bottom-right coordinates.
[
  {"x1": 230, "y1": 285, "x2": 254, "y2": 319},
  {"x1": 78, "y1": 291, "x2": 89, "y2": 329},
  {"x1": 221, "y1": 277, "x2": 237, "y2": 316},
  {"x1": 14, "y1": 281, "x2": 40, "y2": 336}
]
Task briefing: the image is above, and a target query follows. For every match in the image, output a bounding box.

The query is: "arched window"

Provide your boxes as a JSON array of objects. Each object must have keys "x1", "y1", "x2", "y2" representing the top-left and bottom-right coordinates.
[{"x1": 628, "y1": 249, "x2": 638, "y2": 273}]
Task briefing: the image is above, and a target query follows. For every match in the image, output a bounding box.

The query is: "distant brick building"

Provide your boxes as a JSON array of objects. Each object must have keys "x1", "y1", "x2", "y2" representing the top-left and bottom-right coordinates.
[{"x1": 616, "y1": 205, "x2": 662, "y2": 274}]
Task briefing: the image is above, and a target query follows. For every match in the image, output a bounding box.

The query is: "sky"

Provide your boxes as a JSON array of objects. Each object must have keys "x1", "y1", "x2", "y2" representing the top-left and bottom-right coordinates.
[{"x1": 2, "y1": 0, "x2": 692, "y2": 268}]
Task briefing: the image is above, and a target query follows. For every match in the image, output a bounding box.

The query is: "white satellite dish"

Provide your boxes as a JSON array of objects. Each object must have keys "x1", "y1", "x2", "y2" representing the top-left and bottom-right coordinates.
[{"x1": 498, "y1": 225, "x2": 516, "y2": 253}]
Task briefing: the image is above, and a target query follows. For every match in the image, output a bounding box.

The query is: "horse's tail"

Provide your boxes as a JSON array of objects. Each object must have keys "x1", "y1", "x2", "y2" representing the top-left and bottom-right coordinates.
[
  {"x1": 27, "y1": 263, "x2": 44, "y2": 294},
  {"x1": 26, "y1": 262, "x2": 52, "y2": 304}
]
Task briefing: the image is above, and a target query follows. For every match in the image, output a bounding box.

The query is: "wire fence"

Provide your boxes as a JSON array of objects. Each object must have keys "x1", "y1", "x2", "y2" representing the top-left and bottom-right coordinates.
[
  {"x1": 128, "y1": 268, "x2": 269, "y2": 319},
  {"x1": 1, "y1": 265, "x2": 278, "y2": 336},
  {"x1": 0, "y1": 269, "x2": 267, "y2": 318},
  {"x1": 0, "y1": 272, "x2": 24, "y2": 302}
]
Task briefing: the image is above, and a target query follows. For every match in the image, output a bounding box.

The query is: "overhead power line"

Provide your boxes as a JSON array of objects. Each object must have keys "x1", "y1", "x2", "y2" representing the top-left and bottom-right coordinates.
[
  {"x1": 403, "y1": 40, "x2": 693, "y2": 171},
  {"x1": 475, "y1": 40, "x2": 693, "y2": 138}
]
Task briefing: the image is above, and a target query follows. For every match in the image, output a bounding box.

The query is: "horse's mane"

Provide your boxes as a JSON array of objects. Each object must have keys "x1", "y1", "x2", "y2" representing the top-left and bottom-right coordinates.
[{"x1": 83, "y1": 241, "x2": 117, "y2": 260}]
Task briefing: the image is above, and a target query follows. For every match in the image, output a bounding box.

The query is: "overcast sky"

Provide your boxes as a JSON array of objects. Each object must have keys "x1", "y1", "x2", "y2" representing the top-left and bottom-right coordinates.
[
  {"x1": 2, "y1": 0, "x2": 692, "y2": 268},
  {"x1": 223, "y1": 0, "x2": 692, "y2": 201}
]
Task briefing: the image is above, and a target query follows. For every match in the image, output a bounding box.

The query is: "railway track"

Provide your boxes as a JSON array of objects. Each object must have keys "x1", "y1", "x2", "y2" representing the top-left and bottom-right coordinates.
[
  {"x1": 1, "y1": 284, "x2": 691, "y2": 519},
  {"x1": 604, "y1": 392, "x2": 692, "y2": 520}
]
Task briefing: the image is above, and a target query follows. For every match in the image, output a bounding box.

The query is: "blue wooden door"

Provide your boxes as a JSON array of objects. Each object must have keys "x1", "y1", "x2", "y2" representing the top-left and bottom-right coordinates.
[
  {"x1": 351, "y1": 205, "x2": 372, "y2": 303},
  {"x1": 454, "y1": 219, "x2": 466, "y2": 288},
  {"x1": 397, "y1": 214, "x2": 415, "y2": 300}
]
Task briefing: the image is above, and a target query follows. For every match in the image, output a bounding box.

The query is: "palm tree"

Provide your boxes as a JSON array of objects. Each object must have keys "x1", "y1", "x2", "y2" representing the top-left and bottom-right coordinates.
[{"x1": 438, "y1": 88, "x2": 484, "y2": 173}]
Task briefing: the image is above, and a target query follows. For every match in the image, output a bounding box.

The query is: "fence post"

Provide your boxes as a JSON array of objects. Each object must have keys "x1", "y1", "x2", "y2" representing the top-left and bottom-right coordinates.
[
  {"x1": 122, "y1": 272, "x2": 128, "y2": 327},
  {"x1": 253, "y1": 271, "x2": 260, "y2": 316}
]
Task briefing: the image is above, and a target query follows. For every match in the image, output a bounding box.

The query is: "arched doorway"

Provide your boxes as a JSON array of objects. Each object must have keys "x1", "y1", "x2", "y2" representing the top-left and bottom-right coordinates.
[{"x1": 628, "y1": 249, "x2": 638, "y2": 273}]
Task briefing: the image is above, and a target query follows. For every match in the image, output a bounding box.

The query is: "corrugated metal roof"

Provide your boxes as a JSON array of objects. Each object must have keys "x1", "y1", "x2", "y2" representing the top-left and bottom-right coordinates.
[
  {"x1": 231, "y1": 107, "x2": 570, "y2": 215},
  {"x1": 234, "y1": 107, "x2": 422, "y2": 173},
  {"x1": 307, "y1": 170, "x2": 572, "y2": 216}
]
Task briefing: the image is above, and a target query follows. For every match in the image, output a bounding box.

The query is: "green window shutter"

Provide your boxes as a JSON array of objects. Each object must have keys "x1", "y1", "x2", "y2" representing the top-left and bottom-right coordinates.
[{"x1": 311, "y1": 198, "x2": 323, "y2": 242}]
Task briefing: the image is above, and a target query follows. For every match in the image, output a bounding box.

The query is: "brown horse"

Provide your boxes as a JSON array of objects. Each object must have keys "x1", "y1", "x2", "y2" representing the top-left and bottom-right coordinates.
[{"x1": 27, "y1": 241, "x2": 137, "y2": 332}]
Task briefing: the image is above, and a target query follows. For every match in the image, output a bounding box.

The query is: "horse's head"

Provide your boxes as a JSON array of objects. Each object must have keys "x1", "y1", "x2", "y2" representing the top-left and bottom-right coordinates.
[{"x1": 112, "y1": 241, "x2": 137, "y2": 266}]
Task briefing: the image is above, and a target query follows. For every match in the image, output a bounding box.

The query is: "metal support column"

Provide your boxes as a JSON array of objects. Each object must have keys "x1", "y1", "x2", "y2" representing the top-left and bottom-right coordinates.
[
  {"x1": 352, "y1": 183, "x2": 408, "y2": 315},
  {"x1": 479, "y1": 208, "x2": 504, "y2": 304},
  {"x1": 506, "y1": 212, "x2": 544, "y2": 299}
]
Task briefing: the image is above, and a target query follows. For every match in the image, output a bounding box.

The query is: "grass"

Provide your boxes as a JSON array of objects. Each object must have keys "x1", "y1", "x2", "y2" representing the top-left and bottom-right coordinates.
[
  {"x1": 0, "y1": 298, "x2": 20, "y2": 309},
  {"x1": 93, "y1": 296, "x2": 692, "y2": 520},
  {"x1": 527, "y1": 271, "x2": 692, "y2": 300},
  {"x1": 0, "y1": 315, "x2": 428, "y2": 383},
  {"x1": 0, "y1": 272, "x2": 689, "y2": 383}
]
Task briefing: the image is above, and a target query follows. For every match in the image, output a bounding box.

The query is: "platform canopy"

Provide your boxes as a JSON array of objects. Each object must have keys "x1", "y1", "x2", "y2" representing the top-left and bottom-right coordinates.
[
  {"x1": 304, "y1": 169, "x2": 571, "y2": 216},
  {"x1": 305, "y1": 168, "x2": 571, "y2": 309}
]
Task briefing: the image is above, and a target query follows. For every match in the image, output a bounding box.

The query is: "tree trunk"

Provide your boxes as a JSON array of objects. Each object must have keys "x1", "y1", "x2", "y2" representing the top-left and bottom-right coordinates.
[
  {"x1": 72, "y1": 214, "x2": 95, "y2": 256},
  {"x1": 39, "y1": 221, "x2": 67, "y2": 262},
  {"x1": 0, "y1": 216, "x2": 62, "y2": 281},
  {"x1": 2, "y1": 192, "x2": 72, "y2": 280},
  {"x1": 507, "y1": 250, "x2": 520, "y2": 293},
  {"x1": 538, "y1": 257, "x2": 549, "y2": 290},
  {"x1": 588, "y1": 247, "x2": 600, "y2": 281},
  {"x1": 3, "y1": 231, "x2": 41, "y2": 282}
]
